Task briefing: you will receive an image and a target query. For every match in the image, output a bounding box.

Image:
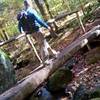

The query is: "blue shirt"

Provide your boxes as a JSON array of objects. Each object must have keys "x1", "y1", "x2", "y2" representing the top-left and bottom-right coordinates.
[{"x1": 18, "y1": 7, "x2": 49, "y2": 33}]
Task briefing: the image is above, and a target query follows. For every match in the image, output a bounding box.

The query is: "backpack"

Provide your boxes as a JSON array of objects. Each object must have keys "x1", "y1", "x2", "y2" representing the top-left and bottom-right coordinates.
[{"x1": 17, "y1": 11, "x2": 36, "y2": 33}]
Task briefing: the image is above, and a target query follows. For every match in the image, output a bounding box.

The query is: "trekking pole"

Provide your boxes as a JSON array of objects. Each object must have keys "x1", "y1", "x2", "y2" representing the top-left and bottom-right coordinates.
[{"x1": 26, "y1": 34, "x2": 43, "y2": 64}]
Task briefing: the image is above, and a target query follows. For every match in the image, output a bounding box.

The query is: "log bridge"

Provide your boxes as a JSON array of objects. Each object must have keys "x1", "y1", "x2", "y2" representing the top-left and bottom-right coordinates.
[{"x1": 0, "y1": 25, "x2": 100, "y2": 100}]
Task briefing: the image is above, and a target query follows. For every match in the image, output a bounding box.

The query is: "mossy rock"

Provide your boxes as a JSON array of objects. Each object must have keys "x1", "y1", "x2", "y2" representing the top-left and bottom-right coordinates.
[
  {"x1": 47, "y1": 68, "x2": 73, "y2": 92},
  {"x1": 0, "y1": 49, "x2": 16, "y2": 94},
  {"x1": 85, "y1": 47, "x2": 100, "y2": 65}
]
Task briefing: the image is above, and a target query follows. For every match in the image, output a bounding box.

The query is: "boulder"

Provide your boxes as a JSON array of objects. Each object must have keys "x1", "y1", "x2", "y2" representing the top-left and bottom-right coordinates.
[
  {"x1": 0, "y1": 49, "x2": 16, "y2": 94},
  {"x1": 29, "y1": 87, "x2": 53, "y2": 100}
]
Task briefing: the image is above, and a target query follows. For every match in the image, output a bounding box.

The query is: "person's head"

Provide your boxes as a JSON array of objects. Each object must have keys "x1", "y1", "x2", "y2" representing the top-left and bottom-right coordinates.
[{"x1": 24, "y1": 0, "x2": 33, "y2": 9}]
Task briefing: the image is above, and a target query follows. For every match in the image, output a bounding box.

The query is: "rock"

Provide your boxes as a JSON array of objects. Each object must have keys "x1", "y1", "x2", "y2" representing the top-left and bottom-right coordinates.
[
  {"x1": 73, "y1": 85, "x2": 100, "y2": 100},
  {"x1": 47, "y1": 68, "x2": 73, "y2": 93},
  {"x1": 37, "y1": 87, "x2": 53, "y2": 100},
  {"x1": 85, "y1": 47, "x2": 100, "y2": 65},
  {"x1": 64, "y1": 58, "x2": 78, "y2": 70},
  {"x1": 73, "y1": 84, "x2": 88, "y2": 100},
  {"x1": 29, "y1": 87, "x2": 53, "y2": 100},
  {"x1": 0, "y1": 49, "x2": 16, "y2": 94}
]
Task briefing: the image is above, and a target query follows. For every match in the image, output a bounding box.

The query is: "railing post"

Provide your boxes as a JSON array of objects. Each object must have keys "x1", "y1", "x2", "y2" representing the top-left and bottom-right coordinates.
[
  {"x1": 2, "y1": 29, "x2": 9, "y2": 41},
  {"x1": 76, "y1": 12, "x2": 91, "y2": 50}
]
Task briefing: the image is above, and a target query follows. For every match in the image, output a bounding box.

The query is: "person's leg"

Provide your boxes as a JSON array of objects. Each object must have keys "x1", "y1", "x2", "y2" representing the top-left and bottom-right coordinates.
[
  {"x1": 26, "y1": 34, "x2": 43, "y2": 63},
  {"x1": 43, "y1": 39, "x2": 58, "y2": 56},
  {"x1": 31, "y1": 31, "x2": 59, "y2": 63},
  {"x1": 31, "y1": 32, "x2": 49, "y2": 63},
  {"x1": 36, "y1": 31, "x2": 59, "y2": 58}
]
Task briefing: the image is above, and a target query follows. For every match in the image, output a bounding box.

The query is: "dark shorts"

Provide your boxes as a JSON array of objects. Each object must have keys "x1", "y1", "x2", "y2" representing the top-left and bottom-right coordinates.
[{"x1": 25, "y1": 26, "x2": 39, "y2": 34}]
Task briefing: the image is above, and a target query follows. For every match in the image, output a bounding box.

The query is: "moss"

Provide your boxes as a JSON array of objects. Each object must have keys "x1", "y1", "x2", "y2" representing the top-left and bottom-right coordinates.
[{"x1": 47, "y1": 68, "x2": 73, "y2": 92}]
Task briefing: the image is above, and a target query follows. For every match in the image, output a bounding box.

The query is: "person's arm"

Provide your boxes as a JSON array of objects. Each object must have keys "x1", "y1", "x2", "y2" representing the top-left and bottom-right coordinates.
[
  {"x1": 29, "y1": 9, "x2": 49, "y2": 29},
  {"x1": 18, "y1": 21, "x2": 22, "y2": 33},
  {"x1": 18, "y1": 21, "x2": 25, "y2": 34}
]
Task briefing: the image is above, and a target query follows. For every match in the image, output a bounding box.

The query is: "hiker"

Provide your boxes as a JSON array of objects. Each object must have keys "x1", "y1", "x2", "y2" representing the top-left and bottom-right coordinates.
[{"x1": 17, "y1": 0, "x2": 59, "y2": 64}]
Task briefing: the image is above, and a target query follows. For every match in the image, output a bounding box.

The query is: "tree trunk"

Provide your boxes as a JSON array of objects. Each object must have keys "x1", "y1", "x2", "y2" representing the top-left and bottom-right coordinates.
[
  {"x1": 43, "y1": 0, "x2": 52, "y2": 18},
  {"x1": 34, "y1": 0, "x2": 58, "y2": 37},
  {"x1": 43, "y1": 0, "x2": 58, "y2": 37},
  {"x1": 34, "y1": 0, "x2": 50, "y2": 20},
  {"x1": 0, "y1": 26, "x2": 100, "y2": 100}
]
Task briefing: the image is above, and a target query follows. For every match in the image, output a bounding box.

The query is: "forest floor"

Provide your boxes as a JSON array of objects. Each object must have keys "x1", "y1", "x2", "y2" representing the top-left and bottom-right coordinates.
[{"x1": 57, "y1": 47, "x2": 100, "y2": 100}]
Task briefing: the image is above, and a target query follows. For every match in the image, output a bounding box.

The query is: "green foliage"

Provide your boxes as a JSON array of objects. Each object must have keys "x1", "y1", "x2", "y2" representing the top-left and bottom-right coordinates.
[
  {"x1": 5, "y1": 23, "x2": 19, "y2": 37},
  {"x1": 47, "y1": 0, "x2": 66, "y2": 16},
  {"x1": 82, "y1": 2, "x2": 99, "y2": 23},
  {"x1": 0, "y1": 0, "x2": 22, "y2": 39},
  {"x1": 47, "y1": 0, "x2": 93, "y2": 16}
]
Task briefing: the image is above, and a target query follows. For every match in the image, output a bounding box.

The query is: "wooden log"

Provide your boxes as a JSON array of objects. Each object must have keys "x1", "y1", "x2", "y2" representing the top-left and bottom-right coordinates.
[
  {"x1": 0, "y1": 33, "x2": 25, "y2": 47},
  {"x1": 55, "y1": 10, "x2": 78, "y2": 21},
  {"x1": 47, "y1": 10, "x2": 78, "y2": 24},
  {"x1": 0, "y1": 26, "x2": 100, "y2": 100}
]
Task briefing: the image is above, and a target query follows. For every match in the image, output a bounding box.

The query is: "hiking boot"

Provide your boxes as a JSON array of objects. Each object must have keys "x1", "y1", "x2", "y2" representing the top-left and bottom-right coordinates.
[{"x1": 55, "y1": 51, "x2": 60, "y2": 58}]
